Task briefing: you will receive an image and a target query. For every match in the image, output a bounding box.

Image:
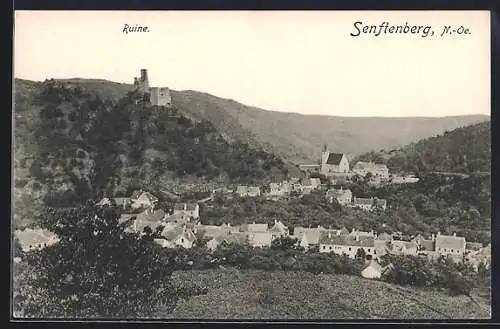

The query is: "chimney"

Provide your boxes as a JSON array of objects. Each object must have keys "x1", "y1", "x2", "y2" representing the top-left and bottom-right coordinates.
[
  {"x1": 437, "y1": 231, "x2": 441, "y2": 237},
  {"x1": 328, "y1": 232, "x2": 331, "y2": 238},
  {"x1": 453, "y1": 232, "x2": 456, "y2": 237},
  {"x1": 355, "y1": 235, "x2": 359, "y2": 241},
  {"x1": 337, "y1": 230, "x2": 341, "y2": 236},
  {"x1": 352, "y1": 228, "x2": 355, "y2": 233},
  {"x1": 431, "y1": 233, "x2": 435, "y2": 241},
  {"x1": 184, "y1": 203, "x2": 187, "y2": 211}
]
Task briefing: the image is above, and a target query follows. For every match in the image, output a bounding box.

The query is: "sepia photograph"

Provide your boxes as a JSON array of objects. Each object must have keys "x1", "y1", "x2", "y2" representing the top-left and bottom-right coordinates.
[{"x1": 12, "y1": 10, "x2": 492, "y2": 320}]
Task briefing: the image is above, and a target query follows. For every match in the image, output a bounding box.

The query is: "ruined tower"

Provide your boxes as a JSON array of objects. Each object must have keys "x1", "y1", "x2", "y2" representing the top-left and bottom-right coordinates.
[
  {"x1": 133, "y1": 69, "x2": 150, "y2": 93},
  {"x1": 133, "y1": 69, "x2": 172, "y2": 107}
]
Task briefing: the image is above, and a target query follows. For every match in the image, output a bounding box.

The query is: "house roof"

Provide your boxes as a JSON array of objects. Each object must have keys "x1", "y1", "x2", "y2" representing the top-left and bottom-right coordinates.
[
  {"x1": 353, "y1": 197, "x2": 374, "y2": 206},
  {"x1": 113, "y1": 197, "x2": 131, "y2": 205},
  {"x1": 15, "y1": 228, "x2": 59, "y2": 247},
  {"x1": 435, "y1": 234, "x2": 466, "y2": 250},
  {"x1": 165, "y1": 212, "x2": 190, "y2": 224},
  {"x1": 391, "y1": 240, "x2": 418, "y2": 252},
  {"x1": 219, "y1": 232, "x2": 248, "y2": 245},
  {"x1": 246, "y1": 223, "x2": 268, "y2": 233},
  {"x1": 318, "y1": 231, "x2": 374, "y2": 247},
  {"x1": 466, "y1": 242, "x2": 483, "y2": 251},
  {"x1": 131, "y1": 190, "x2": 143, "y2": 199},
  {"x1": 376, "y1": 232, "x2": 392, "y2": 241},
  {"x1": 326, "y1": 188, "x2": 352, "y2": 198},
  {"x1": 269, "y1": 221, "x2": 288, "y2": 234},
  {"x1": 173, "y1": 203, "x2": 198, "y2": 211},
  {"x1": 418, "y1": 239, "x2": 435, "y2": 251},
  {"x1": 363, "y1": 259, "x2": 383, "y2": 273},
  {"x1": 139, "y1": 192, "x2": 159, "y2": 202},
  {"x1": 353, "y1": 161, "x2": 388, "y2": 171},
  {"x1": 135, "y1": 209, "x2": 166, "y2": 222},
  {"x1": 294, "y1": 227, "x2": 323, "y2": 245},
  {"x1": 325, "y1": 153, "x2": 344, "y2": 165},
  {"x1": 248, "y1": 232, "x2": 273, "y2": 245}
]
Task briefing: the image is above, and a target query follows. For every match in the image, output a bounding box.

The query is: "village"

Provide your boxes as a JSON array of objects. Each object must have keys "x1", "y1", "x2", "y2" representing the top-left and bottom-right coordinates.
[{"x1": 14, "y1": 145, "x2": 491, "y2": 280}]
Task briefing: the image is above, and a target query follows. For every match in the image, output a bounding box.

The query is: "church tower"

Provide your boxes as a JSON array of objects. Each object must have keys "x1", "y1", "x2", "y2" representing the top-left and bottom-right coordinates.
[{"x1": 321, "y1": 143, "x2": 329, "y2": 165}]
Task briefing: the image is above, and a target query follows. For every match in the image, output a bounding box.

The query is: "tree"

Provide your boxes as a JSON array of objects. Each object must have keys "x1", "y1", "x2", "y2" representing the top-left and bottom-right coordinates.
[
  {"x1": 13, "y1": 202, "x2": 178, "y2": 318},
  {"x1": 355, "y1": 248, "x2": 366, "y2": 262},
  {"x1": 270, "y1": 236, "x2": 299, "y2": 251}
]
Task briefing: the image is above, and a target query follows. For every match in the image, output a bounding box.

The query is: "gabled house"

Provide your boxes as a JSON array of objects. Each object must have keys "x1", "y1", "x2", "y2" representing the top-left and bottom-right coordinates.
[
  {"x1": 172, "y1": 202, "x2": 200, "y2": 219},
  {"x1": 155, "y1": 226, "x2": 197, "y2": 249},
  {"x1": 14, "y1": 228, "x2": 60, "y2": 253},
  {"x1": 361, "y1": 259, "x2": 393, "y2": 279},
  {"x1": 131, "y1": 190, "x2": 159, "y2": 210},
  {"x1": 326, "y1": 188, "x2": 352, "y2": 206},
  {"x1": 268, "y1": 220, "x2": 288, "y2": 238},
  {"x1": 435, "y1": 232, "x2": 466, "y2": 259},
  {"x1": 248, "y1": 232, "x2": 273, "y2": 248},
  {"x1": 352, "y1": 161, "x2": 390, "y2": 179},
  {"x1": 293, "y1": 226, "x2": 324, "y2": 247}
]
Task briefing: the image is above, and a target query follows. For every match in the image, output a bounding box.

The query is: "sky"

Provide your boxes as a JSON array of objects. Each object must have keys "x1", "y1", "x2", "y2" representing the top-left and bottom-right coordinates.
[{"x1": 14, "y1": 11, "x2": 490, "y2": 117}]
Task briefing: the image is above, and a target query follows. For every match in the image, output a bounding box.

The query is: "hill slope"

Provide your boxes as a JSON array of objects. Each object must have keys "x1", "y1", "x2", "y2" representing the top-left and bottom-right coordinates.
[
  {"x1": 166, "y1": 268, "x2": 490, "y2": 319},
  {"x1": 354, "y1": 121, "x2": 491, "y2": 174},
  {"x1": 15, "y1": 78, "x2": 489, "y2": 163},
  {"x1": 13, "y1": 81, "x2": 291, "y2": 228}
]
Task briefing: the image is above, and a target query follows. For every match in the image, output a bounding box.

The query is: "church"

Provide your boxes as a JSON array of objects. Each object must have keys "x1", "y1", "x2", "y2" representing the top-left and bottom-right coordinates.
[{"x1": 320, "y1": 144, "x2": 349, "y2": 176}]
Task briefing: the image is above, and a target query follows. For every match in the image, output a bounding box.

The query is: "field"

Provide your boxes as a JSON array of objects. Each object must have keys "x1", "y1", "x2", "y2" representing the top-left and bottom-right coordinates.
[{"x1": 165, "y1": 267, "x2": 490, "y2": 320}]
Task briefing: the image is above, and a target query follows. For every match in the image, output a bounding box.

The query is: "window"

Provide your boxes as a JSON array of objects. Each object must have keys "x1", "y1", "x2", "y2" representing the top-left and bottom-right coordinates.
[
  {"x1": 451, "y1": 249, "x2": 454, "y2": 253},
  {"x1": 374, "y1": 250, "x2": 377, "y2": 254},
  {"x1": 349, "y1": 247, "x2": 351, "y2": 251},
  {"x1": 329, "y1": 246, "x2": 332, "y2": 250},
  {"x1": 322, "y1": 245, "x2": 326, "y2": 250},
  {"x1": 367, "y1": 248, "x2": 371, "y2": 252},
  {"x1": 181, "y1": 238, "x2": 184, "y2": 243}
]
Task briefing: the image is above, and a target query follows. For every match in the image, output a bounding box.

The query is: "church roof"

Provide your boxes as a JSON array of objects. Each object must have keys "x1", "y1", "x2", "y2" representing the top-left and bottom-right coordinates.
[{"x1": 326, "y1": 153, "x2": 345, "y2": 165}]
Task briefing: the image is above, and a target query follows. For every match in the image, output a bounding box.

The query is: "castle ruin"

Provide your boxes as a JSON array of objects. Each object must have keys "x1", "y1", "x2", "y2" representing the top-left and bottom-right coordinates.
[{"x1": 133, "y1": 69, "x2": 172, "y2": 107}]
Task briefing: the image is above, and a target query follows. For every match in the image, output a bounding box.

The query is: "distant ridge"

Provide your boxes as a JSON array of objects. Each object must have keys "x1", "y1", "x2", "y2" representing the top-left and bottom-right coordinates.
[{"x1": 14, "y1": 78, "x2": 489, "y2": 163}]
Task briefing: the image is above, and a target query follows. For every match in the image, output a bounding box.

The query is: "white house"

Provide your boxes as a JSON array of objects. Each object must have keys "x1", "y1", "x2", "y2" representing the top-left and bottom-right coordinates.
[
  {"x1": 318, "y1": 230, "x2": 376, "y2": 259},
  {"x1": 435, "y1": 232, "x2": 466, "y2": 259},
  {"x1": 130, "y1": 190, "x2": 159, "y2": 210},
  {"x1": 352, "y1": 161, "x2": 389, "y2": 179},
  {"x1": 173, "y1": 202, "x2": 200, "y2": 219},
  {"x1": 326, "y1": 188, "x2": 352, "y2": 206},
  {"x1": 236, "y1": 185, "x2": 261, "y2": 197}
]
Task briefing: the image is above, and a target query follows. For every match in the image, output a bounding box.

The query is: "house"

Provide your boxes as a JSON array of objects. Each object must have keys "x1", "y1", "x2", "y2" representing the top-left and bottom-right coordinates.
[
  {"x1": 318, "y1": 231, "x2": 376, "y2": 259},
  {"x1": 246, "y1": 222, "x2": 268, "y2": 233},
  {"x1": 293, "y1": 226, "x2": 324, "y2": 247},
  {"x1": 352, "y1": 161, "x2": 390, "y2": 179},
  {"x1": 411, "y1": 234, "x2": 436, "y2": 255},
  {"x1": 435, "y1": 232, "x2": 466, "y2": 258},
  {"x1": 268, "y1": 220, "x2": 289, "y2": 238},
  {"x1": 320, "y1": 146, "x2": 350, "y2": 176},
  {"x1": 156, "y1": 226, "x2": 197, "y2": 249},
  {"x1": 172, "y1": 203, "x2": 200, "y2": 219},
  {"x1": 361, "y1": 259, "x2": 385, "y2": 279},
  {"x1": 301, "y1": 178, "x2": 321, "y2": 193},
  {"x1": 236, "y1": 186, "x2": 261, "y2": 197},
  {"x1": 352, "y1": 197, "x2": 374, "y2": 211},
  {"x1": 248, "y1": 232, "x2": 273, "y2": 248},
  {"x1": 388, "y1": 240, "x2": 419, "y2": 256},
  {"x1": 131, "y1": 190, "x2": 159, "y2": 210},
  {"x1": 466, "y1": 242, "x2": 483, "y2": 252},
  {"x1": 14, "y1": 228, "x2": 60, "y2": 253},
  {"x1": 206, "y1": 232, "x2": 249, "y2": 252},
  {"x1": 124, "y1": 209, "x2": 167, "y2": 234},
  {"x1": 326, "y1": 188, "x2": 352, "y2": 206},
  {"x1": 268, "y1": 182, "x2": 291, "y2": 197}
]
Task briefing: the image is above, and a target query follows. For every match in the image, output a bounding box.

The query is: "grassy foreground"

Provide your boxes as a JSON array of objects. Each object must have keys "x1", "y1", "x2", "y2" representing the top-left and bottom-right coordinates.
[{"x1": 165, "y1": 267, "x2": 490, "y2": 320}]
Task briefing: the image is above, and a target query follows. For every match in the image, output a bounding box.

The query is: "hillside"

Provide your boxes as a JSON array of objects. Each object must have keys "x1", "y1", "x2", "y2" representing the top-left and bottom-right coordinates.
[
  {"x1": 13, "y1": 81, "x2": 291, "y2": 228},
  {"x1": 166, "y1": 268, "x2": 490, "y2": 319},
  {"x1": 15, "y1": 78, "x2": 489, "y2": 164},
  {"x1": 353, "y1": 121, "x2": 491, "y2": 174}
]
